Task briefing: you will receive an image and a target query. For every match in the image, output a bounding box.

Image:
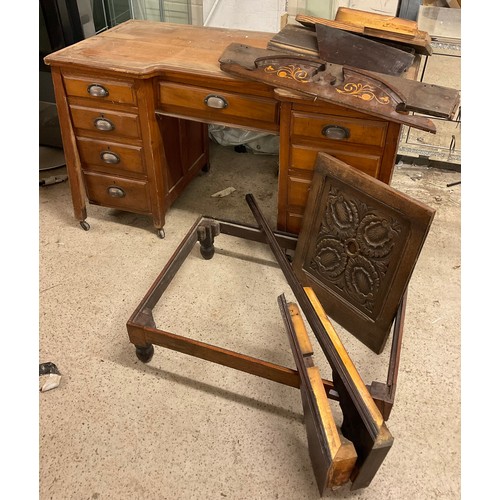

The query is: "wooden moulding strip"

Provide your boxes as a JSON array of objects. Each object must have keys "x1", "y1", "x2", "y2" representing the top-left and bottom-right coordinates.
[{"x1": 278, "y1": 295, "x2": 356, "y2": 492}]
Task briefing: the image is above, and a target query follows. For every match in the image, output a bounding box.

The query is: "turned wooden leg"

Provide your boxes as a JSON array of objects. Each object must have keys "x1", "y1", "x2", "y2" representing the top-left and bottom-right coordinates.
[{"x1": 196, "y1": 220, "x2": 220, "y2": 260}]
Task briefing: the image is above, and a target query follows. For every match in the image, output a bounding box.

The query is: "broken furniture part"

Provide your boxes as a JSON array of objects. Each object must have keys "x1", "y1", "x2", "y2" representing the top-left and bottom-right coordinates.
[
  {"x1": 315, "y1": 24, "x2": 415, "y2": 76},
  {"x1": 334, "y1": 7, "x2": 419, "y2": 38},
  {"x1": 245, "y1": 193, "x2": 393, "y2": 490},
  {"x1": 367, "y1": 290, "x2": 407, "y2": 420},
  {"x1": 267, "y1": 24, "x2": 319, "y2": 57},
  {"x1": 127, "y1": 216, "x2": 338, "y2": 397},
  {"x1": 278, "y1": 295, "x2": 357, "y2": 494},
  {"x1": 128, "y1": 212, "x2": 407, "y2": 418},
  {"x1": 295, "y1": 12, "x2": 433, "y2": 56},
  {"x1": 219, "y1": 44, "x2": 461, "y2": 132},
  {"x1": 292, "y1": 152, "x2": 435, "y2": 354},
  {"x1": 303, "y1": 287, "x2": 395, "y2": 489}
]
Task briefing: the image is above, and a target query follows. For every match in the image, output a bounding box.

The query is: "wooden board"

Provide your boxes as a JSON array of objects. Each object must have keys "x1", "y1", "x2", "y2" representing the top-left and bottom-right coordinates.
[
  {"x1": 278, "y1": 297, "x2": 357, "y2": 493},
  {"x1": 292, "y1": 153, "x2": 435, "y2": 354},
  {"x1": 335, "y1": 7, "x2": 419, "y2": 37},
  {"x1": 295, "y1": 13, "x2": 433, "y2": 56},
  {"x1": 303, "y1": 288, "x2": 393, "y2": 490},
  {"x1": 267, "y1": 24, "x2": 319, "y2": 57},
  {"x1": 315, "y1": 24, "x2": 415, "y2": 76}
]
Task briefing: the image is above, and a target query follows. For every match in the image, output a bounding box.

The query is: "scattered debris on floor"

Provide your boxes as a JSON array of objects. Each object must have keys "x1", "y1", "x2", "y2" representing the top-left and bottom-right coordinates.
[
  {"x1": 39, "y1": 175, "x2": 68, "y2": 187},
  {"x1": 211, "y1": 187, "x2": 236, "y2": 198},
  {"x1": 39, "y1": 362, "x2": 61, "y2": 392}
]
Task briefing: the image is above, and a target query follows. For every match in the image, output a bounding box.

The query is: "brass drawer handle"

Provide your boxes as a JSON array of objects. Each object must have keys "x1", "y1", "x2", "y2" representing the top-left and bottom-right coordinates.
[
  {"x1": 321, "y1": 125, "x2": 350, "y2": 140},
  {"x1": 94, "y1": 117, "x2": 115, "y2": 131},
  {"x1": 87, "y1": 84, "x2": 109, "y2": 98},
  {"x1": 204, "y1": 94, "x2": 228, "y2": 109},
  {"x1": 100, "y1": 151, "x2": 120, "y2": 164},
  {"x1": 107, "y1": 186, "x2": 125, "y2": 198}
]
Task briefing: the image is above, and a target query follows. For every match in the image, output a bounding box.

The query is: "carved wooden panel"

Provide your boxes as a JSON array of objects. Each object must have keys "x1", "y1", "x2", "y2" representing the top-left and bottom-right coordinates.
[{"x1": 292, "y1": 153, "x2": 435, "y2": 353}]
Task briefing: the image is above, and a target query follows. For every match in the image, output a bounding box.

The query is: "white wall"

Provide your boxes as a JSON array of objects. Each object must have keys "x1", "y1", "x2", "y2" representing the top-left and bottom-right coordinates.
[{"x1": 203, "y1": 0, "x2": 287, "y2": 32}]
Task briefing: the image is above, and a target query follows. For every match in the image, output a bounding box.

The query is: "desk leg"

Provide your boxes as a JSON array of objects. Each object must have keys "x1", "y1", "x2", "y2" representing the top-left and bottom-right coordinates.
[{"x1": 51, "y1": 67, "x2": 88, "y2": 228}]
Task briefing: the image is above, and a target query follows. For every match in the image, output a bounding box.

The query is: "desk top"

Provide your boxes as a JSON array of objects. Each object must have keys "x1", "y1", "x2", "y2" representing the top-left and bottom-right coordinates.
[{"x1": 44, "y1": 20, "x2": 273, "y2": 79}]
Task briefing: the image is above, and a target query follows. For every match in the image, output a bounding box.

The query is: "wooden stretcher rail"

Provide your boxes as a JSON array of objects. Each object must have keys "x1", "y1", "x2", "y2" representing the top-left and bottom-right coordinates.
[
  {"x1": 127, "y1": 214, "x2": 405, "y2": 419},
  {"x1": 127, "y1": 215, "x2": 336, "y2": 396}
]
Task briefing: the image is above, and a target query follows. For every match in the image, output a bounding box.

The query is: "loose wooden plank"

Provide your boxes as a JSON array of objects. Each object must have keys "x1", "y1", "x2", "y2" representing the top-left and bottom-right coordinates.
[
  {"x1": 304, "y1": 288, "x2": 384, "y2": 427},
  {"x1": 315, "y1": 24, "x2": 415, "y2": 76},
  {"x1": 278, "y1": 297, "x2": 357, "y2": 493},
  {"x1": 335, "y1": 7, "x2": 418, "y2": 37},
  {"x1": 267, "y1": 24, "x2": 319, "y2": 57},
  {"x1": 295, "y1": 13, "x2": 433, "y2": 55}
]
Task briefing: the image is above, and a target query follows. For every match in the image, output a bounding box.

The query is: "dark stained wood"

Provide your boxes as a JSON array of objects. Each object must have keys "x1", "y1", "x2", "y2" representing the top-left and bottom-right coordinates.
[
  {"x1": 126, "y1": 214, "x2": 412, "y2": 490},
  {"x1": 368, "y1": 290, "x2": 407, "y2": 420},
  {"x1": 219, "y1": 43, "x2": 461, "y2": 132},
  {"x1": 245, "y1": 194, "x2": 394, "y2": 490},
  {"x1": 315, "y1": 24, "x2": 415, "y2": 76},
  {"x1": 295, "y1": 13, "x2": 433, "y2": 55},
  {"x1": 126, "y1": 215, "x2": 337, "y2": 395},
  {"x1": 292, "y1": 153, "x2": 435, "y2": 354},
  {"x1": 267, "y1": 24, "x2": 319, "y2": 57}
]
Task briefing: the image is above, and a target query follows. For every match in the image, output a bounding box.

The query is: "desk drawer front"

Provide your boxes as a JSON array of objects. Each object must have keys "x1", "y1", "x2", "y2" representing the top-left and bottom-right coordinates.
[
  {"x1": 70, "y1": 105, "x2": 141, "y2": 140},
  {"x1": 290, "y1": 146, "x2": 381, "y2": 177},
  {"x1": 159, "y1": 82, "x2": 278, "y2": 129},
  {"x1": 83, "y1": 172, "x2": 151, "y2": 213},
  {"x1": 291, "y1": 111, "x2": 387, "y2": 148},
  {"x1": 77, "y1": 137, "x2": 146, "y2": 176},
  {"x1": 63, "y1": 75, "x2": 136, "y2": 105}
]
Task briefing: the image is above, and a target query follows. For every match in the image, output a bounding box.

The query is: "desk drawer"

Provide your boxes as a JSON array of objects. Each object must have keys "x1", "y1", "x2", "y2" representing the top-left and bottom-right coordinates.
[
  {"x1": 291, "y1": 111, "x2": 387, "y2": 148},
  {"x1": 77, "y1": 137, "x2": 146, "y2": 177},
  {"x1": 70, "y1": 105, "x2": 141, "y2": 140},
  {"x1": 63, "y1": 74, "x2": 136, "y2": 105},
  {"x1": 290, "y1": 145, "x2": 381, "y2": 177},
  {"x1": 159, "y1": 82, "x2": 278, "y2": 130},
  {"x1": 83, "y1": 172, "x2": 151, "y2": 213}
]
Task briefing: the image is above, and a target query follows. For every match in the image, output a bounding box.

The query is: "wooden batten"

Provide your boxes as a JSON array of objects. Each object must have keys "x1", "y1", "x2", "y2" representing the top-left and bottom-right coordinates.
[{"x1": 282, "y1": 300, "x2": 357, "y2": 493}]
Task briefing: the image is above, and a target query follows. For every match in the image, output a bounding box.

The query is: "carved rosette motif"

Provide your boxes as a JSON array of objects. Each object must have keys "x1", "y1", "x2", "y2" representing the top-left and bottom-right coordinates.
[{"x1": 309, "y1": 187, "x2": 401, "y2": 313}]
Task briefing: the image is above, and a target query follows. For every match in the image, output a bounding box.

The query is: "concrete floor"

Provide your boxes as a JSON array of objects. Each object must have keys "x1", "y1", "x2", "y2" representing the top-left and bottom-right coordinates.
[{"x1": 39, "y1": 142, "x2": 460, "y2": 499}]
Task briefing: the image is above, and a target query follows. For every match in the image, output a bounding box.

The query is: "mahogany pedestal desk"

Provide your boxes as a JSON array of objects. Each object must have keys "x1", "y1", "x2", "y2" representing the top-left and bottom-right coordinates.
[{"x1": 44, "y1": 20, "x2": 405, "y2": 237}]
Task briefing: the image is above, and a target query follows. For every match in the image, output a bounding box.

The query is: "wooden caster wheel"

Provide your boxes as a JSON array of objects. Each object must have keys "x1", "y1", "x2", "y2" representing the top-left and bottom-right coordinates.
[
  {"x1": 80, "y1": 220, "x2": 90, "y2": 231},
  {"x1": 202, "y1": 162, "x2": 211, "y2": 173},
  {"x1": 157, "y1": 228, "x2": 165, "y2": 239},
  {"x1": 135, "y1": 344, "x2": 154, "y2": 363}
]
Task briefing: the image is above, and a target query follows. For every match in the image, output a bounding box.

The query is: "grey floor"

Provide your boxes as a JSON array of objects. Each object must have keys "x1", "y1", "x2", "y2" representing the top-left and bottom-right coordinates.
[{"x1": 39, "y1": 142, "x2": 460, "y2": 499}]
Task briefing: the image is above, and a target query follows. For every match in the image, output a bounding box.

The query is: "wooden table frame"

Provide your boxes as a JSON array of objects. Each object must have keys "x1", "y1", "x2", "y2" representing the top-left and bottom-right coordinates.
[{"x1": 126, "y1": 215, "x2": 405, "y2": 419}]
